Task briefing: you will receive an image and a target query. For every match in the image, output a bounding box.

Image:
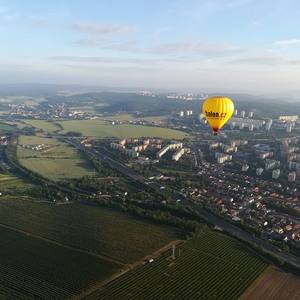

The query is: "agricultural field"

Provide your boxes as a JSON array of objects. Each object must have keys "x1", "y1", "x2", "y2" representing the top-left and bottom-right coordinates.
[
  {"x1": 241, "y1": 266, "x2": 300, "y2": 300},
  {"x1": 22, "y1": 119, "x2": 62, "y2": 132},
  {"x1": 86, "y1": 227, "x2": 267, "y2": 300},
  {"x1": 0, "y1": 199, "x2": 182, "y2": 264},
  {"x1": 0, "y1": 95, "x2": 43, "y2": 104},
  {"x1": 2, "y1": 120, "x2": 28, "y2": 129},
  {"x1": 0, "y1": 173, "x2": 32, "y2": 193},
  {"x1": 17, "y1": 135, "x2": 94, "y2": 180},
  {"x1": 141, "y1": 115, "x2": 168, "y2": 123},
  {"x1": 69, "y1": 102, "x2": 109, "y2": 112},
  {"x1": 0, "y1": 225, "x2": 120, "y2": 299},
  {"x1": 58, "y1": 119, "x2": 189, "y2": 139},
  {"x1": 0, "y1": 122, "x2": 18, "y2": 132},
  {"x1": 70, "y1": 105, "x2": 98, "y2": 113},
  {"x1": 101, "y1": 113, "x2": 168, "y2": 123}
]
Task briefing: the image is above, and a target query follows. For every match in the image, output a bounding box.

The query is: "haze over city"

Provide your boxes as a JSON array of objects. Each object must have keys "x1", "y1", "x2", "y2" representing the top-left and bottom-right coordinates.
[{"x1": 0, "y1": 0, "x2": 300, "y2": 94}]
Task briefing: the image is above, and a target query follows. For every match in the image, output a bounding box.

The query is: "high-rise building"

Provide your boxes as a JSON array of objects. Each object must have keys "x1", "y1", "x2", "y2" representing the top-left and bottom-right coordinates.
[
  {"x1": 240, "y1": 110, "x2": 246, "y2": 118},
  {"x1": 272, "y1": 169, "x2": 280, "y2": 179},
  {"x1": 172, "y1": 148, "x2": 187, "y2": 161},
  {"x1": 266, "y1": 119, "x2": 272, "y2": 131},
  {"x1": 248, "y1": 111, "x2": 254, "y2": 118}
]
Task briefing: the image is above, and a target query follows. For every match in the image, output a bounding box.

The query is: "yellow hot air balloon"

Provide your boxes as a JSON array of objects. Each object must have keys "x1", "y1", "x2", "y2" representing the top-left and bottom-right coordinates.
[{"x1": 202, "y1": 96, "x2": 234, "y2": 134}]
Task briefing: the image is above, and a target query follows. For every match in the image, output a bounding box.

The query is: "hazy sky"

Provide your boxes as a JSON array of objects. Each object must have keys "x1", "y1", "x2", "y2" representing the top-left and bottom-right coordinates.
[{"x1": 1, "y1": 0, "x2": 300, "y2": 93}]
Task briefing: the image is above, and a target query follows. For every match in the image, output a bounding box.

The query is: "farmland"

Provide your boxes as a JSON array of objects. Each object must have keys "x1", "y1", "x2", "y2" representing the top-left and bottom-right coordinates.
[
  {"x1": 2, "y1": 120, "x2": 28, "y2": 129},
  {"x1": 241, "y1": 266, "x2": 300, "y2": 300},
  {"x1": 0, "y1": 225, "x2": 120, "y2": 299},
  {"x1": 86, "y1": 227, "x2": 267, "y2": 300},
  {"x1": 0, "y1": 199, "x2": 182, "y2": 264},
  {"x1": 99, "y1": 113, "x2": 168, "y2": 123},
  {"x1": 22, "y1": 119, "x2": 62, "y2": 132},
  {"x1": 0, "y1": 173, "x2": 32, "y2": 193},
  {"x1": 17, "y1": 135, "x2": 94, "y2": 180},
  {"x1": 58, "y1": 119, "x2": 189, "y2": 139},
  {"x1": 0, "y1": 122, "x2": 17, "y2": 132}
]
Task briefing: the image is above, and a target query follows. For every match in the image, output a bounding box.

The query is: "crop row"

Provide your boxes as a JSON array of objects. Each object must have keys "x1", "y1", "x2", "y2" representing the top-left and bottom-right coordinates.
[
  {"x1": 86, "y1": 228, "x2": 267, "y2": 300},
  {"x1": 0, "y1": 226, "x2": 120, "y2": 299}
]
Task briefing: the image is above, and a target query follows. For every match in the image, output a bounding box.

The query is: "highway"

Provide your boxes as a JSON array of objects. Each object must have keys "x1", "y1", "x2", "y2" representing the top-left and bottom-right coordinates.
[{"x1": 68, "y1": 138, "x2": 300, "y2": 271}]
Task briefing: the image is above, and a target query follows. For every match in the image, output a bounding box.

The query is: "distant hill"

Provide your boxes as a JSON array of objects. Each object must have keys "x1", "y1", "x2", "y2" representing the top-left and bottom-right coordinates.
[{"x1": 1, "y1": 84, "x2": 300, "y2": 118}]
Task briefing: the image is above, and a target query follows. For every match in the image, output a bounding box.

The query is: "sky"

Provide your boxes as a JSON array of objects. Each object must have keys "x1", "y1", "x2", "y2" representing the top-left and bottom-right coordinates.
[{"x1": 0, "y1": 0, "x2": 300, "y2": 93}]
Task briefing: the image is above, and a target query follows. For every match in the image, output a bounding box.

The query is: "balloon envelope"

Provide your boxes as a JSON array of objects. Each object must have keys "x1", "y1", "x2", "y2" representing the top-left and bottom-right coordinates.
[{"x1": 202, "y1": 96, "x2": 234, "y2": 134}]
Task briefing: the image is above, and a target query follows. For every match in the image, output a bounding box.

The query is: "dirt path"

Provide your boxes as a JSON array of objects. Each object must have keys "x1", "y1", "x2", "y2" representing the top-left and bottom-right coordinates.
[
  {"x1": 241, "y1": 266, "x2": 300, "y2": 300},
  {"x1": 74, "y1": 239, "x2": 183, "y2": 300}
]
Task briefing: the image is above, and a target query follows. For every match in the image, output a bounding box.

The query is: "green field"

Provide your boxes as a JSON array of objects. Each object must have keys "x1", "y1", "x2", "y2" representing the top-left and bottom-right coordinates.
[
  {"x1": 0, "y1": 95, "x2": 43, "y2": 104},
  {"x1": 3, "y1": 120, "x2": 28, "y2": 129},
  {"x1": 0, "y1": 225, "x2": 120, "y2": 299},
  {"x1": 87, "y1": 227, "x2": 267, "y2": 300},
  {"x1": 23, "y1": 119, "x2": 61, "y2": 132},
  {"x1": 17, "y1": 135, "x2": 94, "y2": 180},
  {"x1": 101, "y1": 113, "x2": 168, "y2": 123},
  {"x1": 0, "y1": 199, "x2": 182, "y2": 264},
  {"x1": 0, "y1": 173, "x2": 31, "y2": 193},
  {"x1": 22, "y1": 114, "x2": 169, "y2": 134},
  {"x1": 70, "y1": 105, "x2": 98, "y2": 113},
  {"x1": 58, "y1": 119, "x2": 189, "y2": 139},
  {"x1": 69, "y1": 103, "x2": 109, "y2": 112},
  {"x1": 0, "y1": 122, "x2": 17, "y2": 132}
]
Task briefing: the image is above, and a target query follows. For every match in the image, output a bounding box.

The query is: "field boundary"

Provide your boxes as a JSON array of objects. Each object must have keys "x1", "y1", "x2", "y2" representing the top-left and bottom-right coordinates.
[
  {"x1": 0, "y1": 221, "x2": 125, "y2": 266},
  {"x1": 239, "y1": 265, "x2": 271, "y2": 299}
]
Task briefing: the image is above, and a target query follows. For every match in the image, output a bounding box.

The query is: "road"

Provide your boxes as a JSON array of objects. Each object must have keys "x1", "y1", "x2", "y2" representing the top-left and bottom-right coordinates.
[
  {"x1": 68, "y1": 138, "x2": 300, "y2": 271},
  {"x1": 188, "y1": 203, "x2": 300, "y2": 270}
]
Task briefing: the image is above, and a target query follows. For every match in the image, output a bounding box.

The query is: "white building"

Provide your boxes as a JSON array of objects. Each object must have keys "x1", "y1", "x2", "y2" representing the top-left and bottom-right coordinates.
[
  {"x1": 272, "y1": 169, "x2": 280, "y2": 179},
  {"x1": 258, "y1": 151, "x2": 273, "y2": 159},
  {"x1": 240, "y1": 110, "x2": 246, "y2": 118},
  {"x1": 265, "y1": 159, "x2": 280, "y2": 170},
  {"x1": 256, "y1": 168, "x2": 264, "y2": 176},
  {"x1": 172, "y1": 148, "x2": 187, "y2": 161},
  {"x1": 215, "y1": 153, "x2": 232, "y2": 164},
  {"x1": 279, "y1": 115, "x2": 298, "y2": 122},
  {"x1": 156, "y1": 143, "x2": 183, "y2": 159},
  {"x1": 266, "y1": 119, "x2": 272, "y2": 131},
  {"x1": 242, "y1": 164, "x2": 249, "y2": 172},
  {"x1": 286, "y1": 123, "x2": 292, "y2": 133}
]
